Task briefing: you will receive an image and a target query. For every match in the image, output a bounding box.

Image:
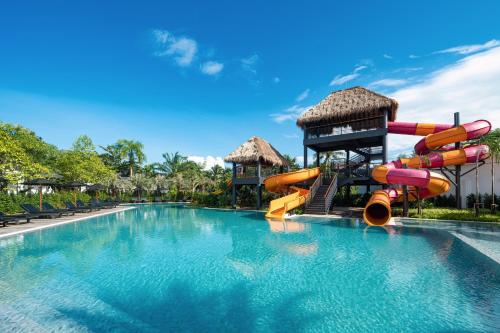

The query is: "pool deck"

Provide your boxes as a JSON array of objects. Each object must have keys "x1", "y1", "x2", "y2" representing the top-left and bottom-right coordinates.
[{"x1": 0, "y1": 206, "x2": 136, "y2": 239}]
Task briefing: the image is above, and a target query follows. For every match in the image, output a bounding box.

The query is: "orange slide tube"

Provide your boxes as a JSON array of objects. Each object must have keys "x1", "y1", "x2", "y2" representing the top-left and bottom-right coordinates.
[
  {"x1": 363, "y1": 120, "x2": 491, "y2": 226},
  {"x1": 264, "y1": 167, "x2": 320, "y2": 219}
]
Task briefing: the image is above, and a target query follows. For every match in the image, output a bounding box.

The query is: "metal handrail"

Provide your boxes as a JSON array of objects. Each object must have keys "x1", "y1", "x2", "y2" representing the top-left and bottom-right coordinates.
[
  {"x1": 305, "y1": 174, "x2": 322, "y2": 208},
  {"x1": 323, "y1": 174, "x2": 338, "y2": 214}
]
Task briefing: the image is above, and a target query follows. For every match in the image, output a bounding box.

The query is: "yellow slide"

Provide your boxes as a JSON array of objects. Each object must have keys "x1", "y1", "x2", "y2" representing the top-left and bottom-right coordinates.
[{"x1": 264, "y1": 167, "x2": 320, "y2": 219}]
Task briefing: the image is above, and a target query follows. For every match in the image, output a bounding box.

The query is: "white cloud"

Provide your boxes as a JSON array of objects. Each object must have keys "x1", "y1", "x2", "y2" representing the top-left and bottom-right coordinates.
[
  {"x1": 354, "y1": 65, "x2": 367, "y2": 72},
  {"x1": 273, "y1": 77, "x2": 280, "y2": 83},
  {"x1": 383, "y1": 54, "x2": 393, "y2": 59},
  {"x1": 187, "y1": 155, "x2": 225, "y2": 170},
  {"x1": 153, "y1": 29, "x2": 198, "y2": 67},
  {"x1": 200, "y1": 61, "x2": 224, "y2": 75},
  {"x1": 435, "y1": 39, "x2": 500, "y2": 55},
  {"x1": 369, "y1": 79, "x2": 407, "y2": 88},
  {"x1": 270, "y1": 104, "x2": 313, "y2": 123},
  {"x1": 388, "y1": 46, "x2": 500, "y2": 154},
  {"x1": 296, "y1": 89, "x2": 310, "y2": 102},
  {"x1": 241, "y1": 54, "x2": 259, "y2": 74},
  {"x1": 393, "y1": 67, "x2": 423, "y2": 73},
  {"x1": 409, "y1": 54, "x2": 419, "y2": 59},
  {"x1": 329, "y1": 73, "x2": 359, "y2": 86}
]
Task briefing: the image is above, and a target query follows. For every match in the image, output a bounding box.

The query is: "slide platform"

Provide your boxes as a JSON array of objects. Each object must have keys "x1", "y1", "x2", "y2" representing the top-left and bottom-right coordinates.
[
  {"x1": 264, "y1": 167, "x2": 320, "y2": 219},
  {"x1": 364, "y1": 120, "x2": 491, "y2": 226}
]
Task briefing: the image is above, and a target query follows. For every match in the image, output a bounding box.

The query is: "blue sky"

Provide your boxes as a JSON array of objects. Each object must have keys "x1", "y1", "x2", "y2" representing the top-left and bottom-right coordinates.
[{"x1": 1, "y1": 1, "x2": 499, "y2": 168}]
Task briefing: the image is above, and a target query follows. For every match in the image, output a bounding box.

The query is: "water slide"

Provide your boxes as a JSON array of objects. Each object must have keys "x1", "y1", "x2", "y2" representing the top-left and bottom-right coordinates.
[
  {"x1": 265, "y1": 167, "x2": 320, "y2": 219},
  {"x1": 364, "y1": 120, "x2": 491, "y2": 226}
]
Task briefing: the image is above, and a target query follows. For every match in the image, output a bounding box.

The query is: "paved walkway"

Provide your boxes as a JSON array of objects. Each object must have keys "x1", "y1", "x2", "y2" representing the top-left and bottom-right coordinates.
[{"x1": 0, "y1": 206, "x2": 136, "y2": 239}]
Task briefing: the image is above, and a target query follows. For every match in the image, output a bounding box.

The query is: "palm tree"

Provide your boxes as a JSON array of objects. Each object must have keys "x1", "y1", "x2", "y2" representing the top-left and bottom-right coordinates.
[
  {"x1": 115, "y1": 139, "x2": 146, "y2": 177},
  {"x1": 282, "y1": 154, "x2": 300, "y2": 171},
  {"x1": 160, "y1": 152, "x2": 188, "y2": 176},
  {"x1": 130, "y1": 174, "x2": 155, "y2": 201},
  {"x1": 483, "y1": 128, "x2": 500, "y2": 212},
  {"x1": 208, "y1": 165, "x2": 225, "y2": 182}
]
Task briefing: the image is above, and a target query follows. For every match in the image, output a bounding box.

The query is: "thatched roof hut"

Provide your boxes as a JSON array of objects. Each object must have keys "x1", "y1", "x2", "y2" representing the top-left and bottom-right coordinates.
[
  {"x1": 224, "y1": 136, "x2": 288, "y2": 167},
  {"x1": 296, "y1": 86, "x2": 398, "y2": 130}
]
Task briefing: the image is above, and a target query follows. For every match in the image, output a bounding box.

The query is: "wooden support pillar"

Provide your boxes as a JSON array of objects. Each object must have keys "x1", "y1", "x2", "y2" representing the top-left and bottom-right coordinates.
[
  {"x1": 454, "y1": 112, "x2": 462, "y2": 209},
  {"x1": 382, "y1": 110, "x2": 388, "y2": 164},
  {"x1": 402, "y1": 165, "x2": 409, "y2": 217},
  {"x1": 257, "y1": 185, "x2": 262, "y2": 210},
  {"x1": 256, "y1": 161, "x2": 262, "y2": 209},
  {"x1": 382, "y1": 110, "x2": 388, "y2": 189},
  {"x1": 345, "y1": 149, "x2": 351, "y2": 199},
  {"x1": 231, "y1": 162, "x2": 237, "y2": 209},
  {"x1": 316, "y1": 151, "x2": 320, "y2": 168},
  {"x1": 303, "y1": 145, "x2": 308, "y2": 169}
]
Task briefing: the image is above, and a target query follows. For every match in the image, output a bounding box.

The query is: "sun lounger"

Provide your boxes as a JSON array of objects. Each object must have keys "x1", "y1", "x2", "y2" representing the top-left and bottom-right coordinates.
[
  {"x1": 91, "y1": 199, "x2": 113, "y2": 209},
  {"x1": 65, "y1": 201, "x2": 92, "y2": 213},
  {"x1": 77, "y1": 200, "x2": 97, "y2": 211},
  {"x1": 0, "y1": 211, "x2": 32, "y2": 225},
  {"x1": 42, "y1": 203, "x2": 75, "y2": 216},
  {"x1": 20, "y1": 204, "x2": 62, "y2": 219}
]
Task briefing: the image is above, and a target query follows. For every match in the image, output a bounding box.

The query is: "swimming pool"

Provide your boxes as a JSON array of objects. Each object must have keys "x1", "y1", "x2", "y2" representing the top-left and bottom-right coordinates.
[{"x1": 0, "y1": 205, "x2": 498, "y2": 332}]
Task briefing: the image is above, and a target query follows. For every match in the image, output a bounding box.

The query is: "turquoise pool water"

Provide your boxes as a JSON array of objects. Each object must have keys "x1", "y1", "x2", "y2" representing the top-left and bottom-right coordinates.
[{"x1": 0, "y1": 205, "x2": 498, "y2": 332}]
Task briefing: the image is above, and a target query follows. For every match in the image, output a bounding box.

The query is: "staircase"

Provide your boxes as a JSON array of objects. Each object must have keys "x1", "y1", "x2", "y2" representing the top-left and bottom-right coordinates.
[{"x1": 305, "y1": 175, "x2": 338, "y2": 215}]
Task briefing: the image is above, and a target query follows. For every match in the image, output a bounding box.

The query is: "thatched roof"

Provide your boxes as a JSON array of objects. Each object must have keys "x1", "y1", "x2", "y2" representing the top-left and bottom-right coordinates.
[
  {"x1": 296, "y1": 86, "x2": 398, "y2": 129},
  {"x1": 224, "y1": 136, "x2": 288, "y2": 167}
]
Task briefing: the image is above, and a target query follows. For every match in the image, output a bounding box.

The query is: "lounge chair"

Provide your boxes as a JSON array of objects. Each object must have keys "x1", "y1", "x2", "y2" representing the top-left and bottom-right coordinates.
[
  {"x1": 20, "y1": 204, "x2": 62, "y2": 219},
  {"x1": 65, "y1": 201, "x2": 92, "y2": 213},
  {"x1": 0, "y1": 212, "x2": 30, "y2": 226},
  {"x1": 97, "y1": 199, "x2": 117, "y2": 208},
  {"x1": 42, "y1": 203, "x2": 75, "y2": 216},
  {"x1": 77, "y1": 200, "x2": 97, "y2": 211},
  {"x1": 91, "y1": 199, "x2": 113, "y2": 209}
]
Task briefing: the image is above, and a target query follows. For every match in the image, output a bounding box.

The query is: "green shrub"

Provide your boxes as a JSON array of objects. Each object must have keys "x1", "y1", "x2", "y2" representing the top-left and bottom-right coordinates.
[
  {"x1": 0, "y1": 191, "x2": 94, "y2": 214},
  {"x1": 393, "y1": 207, "x2": 500, "y2": 222}
]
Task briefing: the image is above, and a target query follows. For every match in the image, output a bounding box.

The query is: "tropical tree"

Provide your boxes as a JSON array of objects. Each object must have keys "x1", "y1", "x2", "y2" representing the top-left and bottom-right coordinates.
[
  {"x1": 117, "y1": 139, "x2": 146, "y2": 177},
  {"x1": 130, "y1": 173, "x2": 155, "y2": 200},
  {"x1": 99, "y1": 143, "x2": 127, "y2": 174},
  {"x1": 154, "y1": 175, "x2": 170, "y2": 196},
  {"x1": 159, "y1": 152, "x2": 188, "y2": 176},
  {"x1": 0, "y1": 129, "x2": 48, "y2": 185},
  {"x1": 482, "y1": 128, "x2": 500, "y2": 211},
  {"x1": 56, "y1": 136, "x2": 114, "y2": 184},
  {"x1": 0, "y1": 122, "x2": 59, "y2": 170},
  {"x1": 282, "y1": 154, "x2": 300, "y2": 171}
]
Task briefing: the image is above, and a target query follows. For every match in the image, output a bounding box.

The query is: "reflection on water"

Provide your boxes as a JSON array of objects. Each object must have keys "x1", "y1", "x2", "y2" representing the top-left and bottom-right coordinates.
[
  {"x1": 266, "y1": 219, "x2": 307, "y2": 233},
  {"x1": 0, "y1": 204, "x2": 498, "y2": 332}
]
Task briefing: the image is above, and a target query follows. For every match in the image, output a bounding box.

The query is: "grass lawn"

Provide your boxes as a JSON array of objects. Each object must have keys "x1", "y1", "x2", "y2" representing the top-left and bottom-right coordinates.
[{"x1": 392, "y1": 208, "x2": 500, "y2": 223}]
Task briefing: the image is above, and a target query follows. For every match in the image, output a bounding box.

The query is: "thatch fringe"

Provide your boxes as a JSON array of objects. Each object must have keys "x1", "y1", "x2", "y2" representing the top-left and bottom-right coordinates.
[
  {"x1": 296, "y1": 86, "x2": 398, "y2": 129},
  {"x1": 224, "y1": 136, "x2": 288, "y2": 167}
]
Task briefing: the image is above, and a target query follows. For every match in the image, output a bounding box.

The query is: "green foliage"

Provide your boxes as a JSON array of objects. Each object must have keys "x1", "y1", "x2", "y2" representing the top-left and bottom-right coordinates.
[
  {"x1": 0, "y1": 122, "x2": 59, "y2": 169},
  {"x1": 0, "y1": 127, "x2": 48, "y2": 184},
  {"x1": 466, "y1": 192, "x2": 500, "y2": 208},
  {"x1": 56, "y1": 138, "x2": 114, "y2": 184},
  {"x1": 393, "y1": 207, "x2": 500, "y2": 223},
  {"x1": 482, "y1": 128, "x2": 500, "y2": 161},
  {"x1": 333, "y1": 187, "x2": 370, "y2": 207},
  {"x1": 72, "y1": 135, "x2": 96, "y2": 153},
  {"x1": 100, "y1": 139, "x2": 145, "y2": 176},
  {"x1": 0, "y1": 191, "x2": 92, "y2": 214}
]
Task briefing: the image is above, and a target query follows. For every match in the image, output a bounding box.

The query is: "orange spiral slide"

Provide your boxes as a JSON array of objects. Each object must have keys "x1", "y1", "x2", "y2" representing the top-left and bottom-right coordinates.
[
  {"x1": 364, "y1": 120, "x2": 491, "y2": 226},
  {"x1": 264, "y1": 168, "x2": 320, "y2": 219}
]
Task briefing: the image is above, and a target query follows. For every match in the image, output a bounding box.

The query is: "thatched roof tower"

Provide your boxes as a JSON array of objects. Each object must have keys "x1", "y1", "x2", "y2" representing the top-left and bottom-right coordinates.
[
  {"x1": 224, "y1": 136, "x2": 288, "y2": 167},
  {"x1": 296, "y1": 86, "x2": 398, "y2": 130}
]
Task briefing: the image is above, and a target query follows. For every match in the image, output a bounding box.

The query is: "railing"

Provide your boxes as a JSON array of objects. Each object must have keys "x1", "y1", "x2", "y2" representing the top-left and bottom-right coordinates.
[
  {"x1": 323, "y1": 174, "x2": 338, "y2": 214},
  {"x1": 235, "y1": 166, "x2": 275, "y2": 178},
  {"x1": 305, "y1": 174, "x2": 322, "y2": 208},
  {"x1": 304, "y1": 115, "x2": 384, "y2": 140}
]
